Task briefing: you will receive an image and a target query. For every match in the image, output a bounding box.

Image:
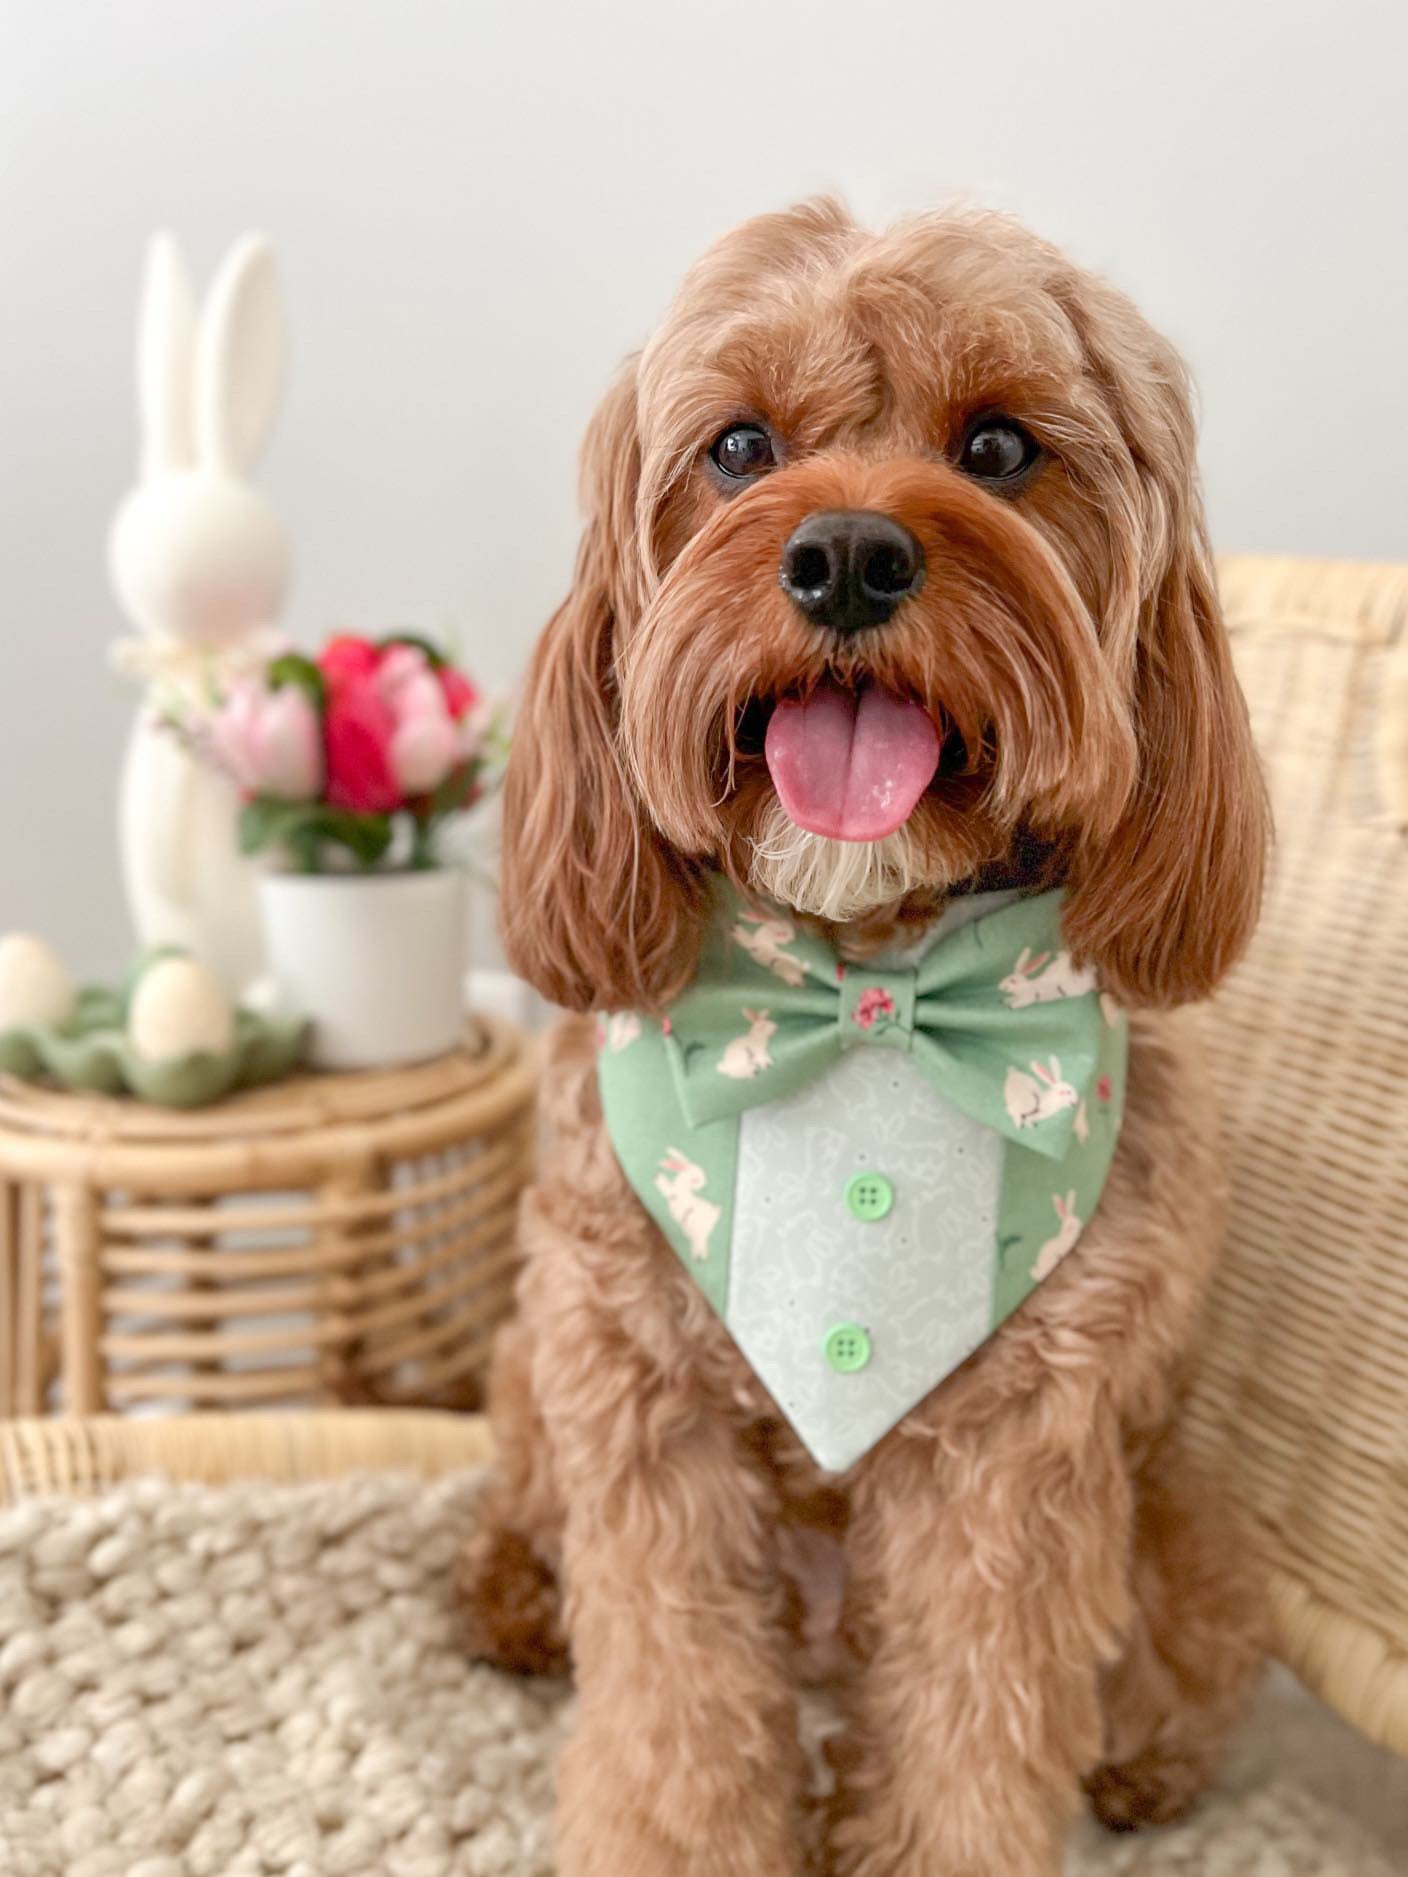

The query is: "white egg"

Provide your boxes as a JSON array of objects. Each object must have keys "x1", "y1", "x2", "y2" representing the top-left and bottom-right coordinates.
[
  {"x1": 0, "y1": 933, "x2": 75, "y2": 1031},
  {"x1": 127, "y1": 957, "x2": 235, "y2": 1062}
]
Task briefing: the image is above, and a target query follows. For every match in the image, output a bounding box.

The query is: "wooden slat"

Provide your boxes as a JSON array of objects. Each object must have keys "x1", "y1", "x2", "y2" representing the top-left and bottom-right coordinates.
[
  {"x1": 0, "y1": 1184, "x2": 16, "y2": 1414},
  {"x1": 14, "y1": 1185, "x2": 44, "y2": 1413},
  {"x1": 0, "y1": 1410, "x2": 493, "y2": 1500}
]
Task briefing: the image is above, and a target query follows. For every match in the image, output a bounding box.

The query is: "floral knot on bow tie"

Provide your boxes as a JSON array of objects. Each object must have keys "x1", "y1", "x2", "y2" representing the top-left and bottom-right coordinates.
[{"x1": 839, "y1": 968, "x2": 916, "y2": 1042}]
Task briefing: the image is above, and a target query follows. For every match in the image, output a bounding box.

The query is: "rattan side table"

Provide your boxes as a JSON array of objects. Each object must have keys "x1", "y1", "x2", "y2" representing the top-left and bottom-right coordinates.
[{"x1": 0, "y1": 1015, "x2": 535, "y2": 1417}]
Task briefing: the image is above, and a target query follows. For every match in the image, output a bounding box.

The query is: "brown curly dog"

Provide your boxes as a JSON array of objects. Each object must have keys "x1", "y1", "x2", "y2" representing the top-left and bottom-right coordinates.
[{"x1": 458, "y1": 199, "x2": 1270, "y2": 1877}]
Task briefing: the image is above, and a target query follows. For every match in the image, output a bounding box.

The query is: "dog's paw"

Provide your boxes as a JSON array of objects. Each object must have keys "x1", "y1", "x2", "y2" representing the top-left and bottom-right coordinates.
[
  {"x1": 1084, "y1": 1747, "x2": 1210, "y2": 1833},
  {"x1": 454, "y1": 1525, "x2": 570, "y2": 1677}
]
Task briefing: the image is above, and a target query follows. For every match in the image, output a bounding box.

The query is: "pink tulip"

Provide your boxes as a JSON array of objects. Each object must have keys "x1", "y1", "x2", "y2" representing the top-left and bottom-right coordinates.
[
  {"x1": 367, "y1": 644, "x2": 459, "y2": 797},
  {"x1": 388, "y1": 668, "x2": 460, "y2": 796},
  {"x1": 376, "y1": 643, "x2": 431, "y2": 700},
  {"x1": 210, "y1": 680, "x2": 322, "y2": 800}
]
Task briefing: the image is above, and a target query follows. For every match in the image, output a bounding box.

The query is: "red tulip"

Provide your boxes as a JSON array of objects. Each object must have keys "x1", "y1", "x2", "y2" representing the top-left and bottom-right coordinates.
[
  {"x1": 323, "y1": 672, "x2": 400, "y2": 813},
  {"x1": 319, "y1": 635, "x2": 381, "y2": 689}
]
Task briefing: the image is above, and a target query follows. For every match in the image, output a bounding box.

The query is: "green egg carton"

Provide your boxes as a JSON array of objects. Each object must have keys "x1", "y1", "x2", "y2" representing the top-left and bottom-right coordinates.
[{"x1": 0, "y1": 984, "x2": 308, "y2": 1110}]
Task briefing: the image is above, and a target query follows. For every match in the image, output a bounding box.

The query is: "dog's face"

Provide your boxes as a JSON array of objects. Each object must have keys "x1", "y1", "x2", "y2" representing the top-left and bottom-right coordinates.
[{"x1": 504, "y1": 201, "x2": 1267, "y2": 1014}]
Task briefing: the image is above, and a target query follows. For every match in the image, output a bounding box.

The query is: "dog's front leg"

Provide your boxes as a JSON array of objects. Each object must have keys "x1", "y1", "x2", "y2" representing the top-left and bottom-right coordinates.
[
  {"x1": 827, "y1": 1389, "x2": 1133, "y2": 1877},
  {"x1": 547, "y1": 1359, "x2": 808, "y2": 1877}
]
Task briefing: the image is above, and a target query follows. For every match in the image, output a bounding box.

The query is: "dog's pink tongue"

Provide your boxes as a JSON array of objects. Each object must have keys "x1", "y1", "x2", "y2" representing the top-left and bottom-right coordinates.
[{"x1": 764, "y1": 682, "x2": 941, "y2": 842}]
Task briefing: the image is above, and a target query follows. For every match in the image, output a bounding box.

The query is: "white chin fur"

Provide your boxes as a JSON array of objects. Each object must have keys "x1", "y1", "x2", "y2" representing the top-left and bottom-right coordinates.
[{"x1": 747, "y1": 799, "x2": 926, "y2": 921}]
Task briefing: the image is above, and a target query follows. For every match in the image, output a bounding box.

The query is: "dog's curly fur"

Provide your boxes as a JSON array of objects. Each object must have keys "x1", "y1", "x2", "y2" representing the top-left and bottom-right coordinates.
[{"x1": 457, "y1": 199, "x2": 1271, "y2": 1876}]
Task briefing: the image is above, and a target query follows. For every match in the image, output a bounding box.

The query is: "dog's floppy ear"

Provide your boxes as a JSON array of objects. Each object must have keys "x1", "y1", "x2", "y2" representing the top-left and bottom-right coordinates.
[
  {"x1": 1059, "y1": 282, "x2": 1270, "y2": 1007},
  {"x1": 500, "y1": 363, "x2": 705, "y2": 1013}
]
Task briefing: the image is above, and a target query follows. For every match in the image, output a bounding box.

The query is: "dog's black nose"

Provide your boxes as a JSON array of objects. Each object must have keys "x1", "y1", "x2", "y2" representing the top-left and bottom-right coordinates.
[{"x1": 779, "y1": 510, "x2": 925, "y2": 631}]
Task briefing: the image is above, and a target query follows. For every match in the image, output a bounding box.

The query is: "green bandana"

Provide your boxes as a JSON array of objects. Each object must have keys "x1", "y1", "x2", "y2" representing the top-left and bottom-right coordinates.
[{"x1": 598, "y1": 882, "x2": 1127, "y2": 1472}]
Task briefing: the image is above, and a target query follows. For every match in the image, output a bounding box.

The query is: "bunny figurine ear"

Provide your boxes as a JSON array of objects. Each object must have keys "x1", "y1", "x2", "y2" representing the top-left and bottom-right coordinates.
[
  {"x1": 137, "y1": 232, "x2": 197, "y2": 480},
  {"x1": 194, "y1": 233, "x2": 285, "y2": 472}
]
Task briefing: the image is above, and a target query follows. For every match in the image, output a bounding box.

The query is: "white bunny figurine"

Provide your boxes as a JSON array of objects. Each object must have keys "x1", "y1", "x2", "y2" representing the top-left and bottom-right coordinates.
[{"x1": 108, "y1": 231, "x2": 291, "y2": 994}]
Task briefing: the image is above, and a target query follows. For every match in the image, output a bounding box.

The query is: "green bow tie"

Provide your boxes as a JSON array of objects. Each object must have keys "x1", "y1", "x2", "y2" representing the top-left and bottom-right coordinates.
[{"x1": 664, "y1": 886, "x2": 1110, "y2": 1161}]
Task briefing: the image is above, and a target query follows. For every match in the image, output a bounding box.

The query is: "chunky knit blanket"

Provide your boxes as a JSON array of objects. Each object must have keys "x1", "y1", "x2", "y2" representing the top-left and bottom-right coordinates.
[{"x1": 0, "y1": 1472, "x2": 1403, "y2": 1876}]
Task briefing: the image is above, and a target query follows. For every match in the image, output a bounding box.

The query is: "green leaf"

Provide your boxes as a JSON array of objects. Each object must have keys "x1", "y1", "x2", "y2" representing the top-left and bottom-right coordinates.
[
  {"x1": 288, "y1": 822, "x2": 323, "y2": 873},
  {"x1": 314, "y1": 808, "x2": 393, "y2": 865},
  {"x1": 239, "y1": 797, "x2": 292, "y2": 856},
  {"x1": 240, "y1": 797, "x2": 395, "y2": 871},
  {"x1": 378, "y1": 631, "x2": 445, "y2": 668},
  {"x1": 239, "y1": 797, "x2": 328, "y2": 864},
  {"x1": 409, "y1": 819, "x2": 439, "y2": 869},
  {"x1": 267, "y1": 653, "x2": 326, "y2": 709},
  {"x1": 424, "y1": 760, "x2": 477, "y2": 822}
]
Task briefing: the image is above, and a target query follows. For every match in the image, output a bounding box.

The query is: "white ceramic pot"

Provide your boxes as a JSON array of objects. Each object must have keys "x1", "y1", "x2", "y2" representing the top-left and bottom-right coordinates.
[{"x1": 259, "y1": 870, "x2": 467, "y2": 1070}]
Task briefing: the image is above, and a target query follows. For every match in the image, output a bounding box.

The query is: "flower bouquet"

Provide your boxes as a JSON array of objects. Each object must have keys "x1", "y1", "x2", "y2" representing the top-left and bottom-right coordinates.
[
  {"x1": 182, "y1": 632, "x2": 504, "y2": 1069},
  {"x1": 205, "y1": 632, "x2": 499, "y2": 871}
]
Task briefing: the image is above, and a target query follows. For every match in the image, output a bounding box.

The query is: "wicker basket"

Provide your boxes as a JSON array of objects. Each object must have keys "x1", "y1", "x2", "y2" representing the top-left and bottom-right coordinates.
[
  {"x1": 0, "y1": 1017, "x2": 535, "y2": 1418},
  {"x1": 1186, "y1": 556, "x2": 1408, "y2": 1753}
]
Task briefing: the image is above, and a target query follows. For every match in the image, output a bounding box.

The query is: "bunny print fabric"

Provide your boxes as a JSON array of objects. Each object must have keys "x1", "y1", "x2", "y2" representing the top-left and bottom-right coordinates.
[{"x1": 597, "y1": 884, "x2": 1127, "y2": 1472}]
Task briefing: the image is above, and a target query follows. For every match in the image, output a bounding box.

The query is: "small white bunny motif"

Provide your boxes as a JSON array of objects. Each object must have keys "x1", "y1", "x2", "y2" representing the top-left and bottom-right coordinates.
[
  {"x1": 603, "y1": 1012, "x2": 642, "y2": 1053},
  {"x1": 718, "y1": 1008, "x2": 777, "y2": 1080},
  {"x1": 1032, "y1": 1190, "x2": 1084, "y2": 1281},
  {"x1": 109, "y1": 231, "x2": 291, "y2": 994},
  {"x1": 999, "y1": 947, "x2": 1098, "y2": 1009},
  {"x1": 730, "y1": 910, "x2": 806, "y2": 987},
  {"x1": 1003, "y1": 1055, "x2": 1080, "y2": 1130},
  {"x1": 655, "y1": 1149, "x2": 721, "y2": 1262},
  {"x1": 1073, "y1": 1099, "x2": 1090, "y2": 1145}
]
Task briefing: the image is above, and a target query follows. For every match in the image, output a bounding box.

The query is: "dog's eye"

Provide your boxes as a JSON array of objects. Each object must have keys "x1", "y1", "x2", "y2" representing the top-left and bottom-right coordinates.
[
  {"x1": 709, "y1": 422, "x2": 777, "y2": 480},
  {"x1": 958, "y1": 418, "x2": 1040, "y2": 484}
]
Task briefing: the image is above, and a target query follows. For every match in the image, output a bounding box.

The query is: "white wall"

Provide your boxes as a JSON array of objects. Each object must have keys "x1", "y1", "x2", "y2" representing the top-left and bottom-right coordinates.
[{"x1": 2, "y1": 0, "x2": 1405, "y2": 974}]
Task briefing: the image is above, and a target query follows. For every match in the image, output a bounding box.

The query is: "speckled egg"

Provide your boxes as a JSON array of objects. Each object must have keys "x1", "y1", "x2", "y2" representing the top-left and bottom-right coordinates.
[
  {"x1": 127, "y1": 956, "x2": 235, "y2": 1062},
  {"x1": 0, "y1": 933, "x2": 76, "y2": 1031}
]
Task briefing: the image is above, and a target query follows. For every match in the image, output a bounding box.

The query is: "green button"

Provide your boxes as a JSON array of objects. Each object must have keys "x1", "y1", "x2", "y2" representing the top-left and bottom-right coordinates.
[
  {"x1": 845, "y1": 1171, "x2": 894, "y2": 1222},
  {"x1": 824, "y1": 1324, "x2": 872, "y2": 1374}
]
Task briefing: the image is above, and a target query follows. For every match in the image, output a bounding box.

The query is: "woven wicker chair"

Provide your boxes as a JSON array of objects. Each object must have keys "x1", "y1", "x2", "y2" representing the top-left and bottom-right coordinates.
[
  {"x1": 0, "y1": 1408, "x2": 491, "y2": 1501},
  {"x1": 1187, "y1": 555, "x2": 1408, "y2": 1754}
]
